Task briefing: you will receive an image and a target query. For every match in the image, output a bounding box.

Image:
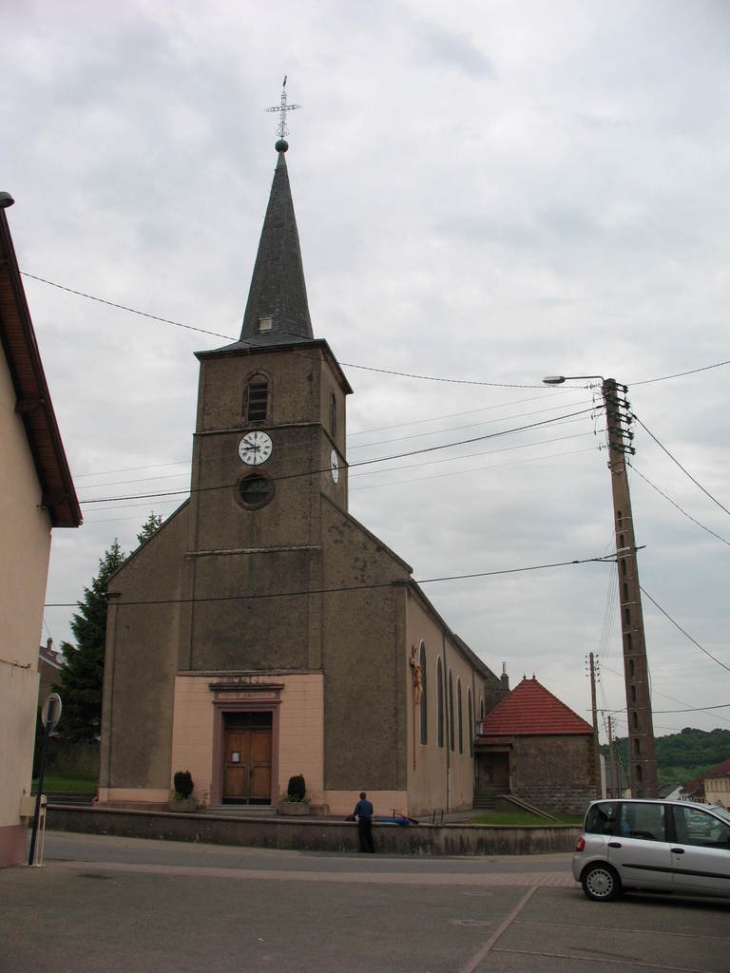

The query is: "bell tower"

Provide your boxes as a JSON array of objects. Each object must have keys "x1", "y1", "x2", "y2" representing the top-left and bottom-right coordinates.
[{"x1": 181, "y1": 118, "x2": 351, "y2": 672}]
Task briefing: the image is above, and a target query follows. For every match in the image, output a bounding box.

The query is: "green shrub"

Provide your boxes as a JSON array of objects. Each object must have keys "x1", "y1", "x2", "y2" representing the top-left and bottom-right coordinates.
[
  {"x1": 173, "y1": 770, "x2": 194, "y2": 799},
  {"x1": 287, "y1": 774, "x2": 306, "y2": 802}
]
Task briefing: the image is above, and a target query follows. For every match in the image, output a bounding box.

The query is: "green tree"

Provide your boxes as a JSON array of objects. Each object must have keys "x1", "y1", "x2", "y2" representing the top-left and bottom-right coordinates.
[
  {"x1": 137, "y1": 511, "x2": 163, "y2": 546},
  {"x1": 54, "y1": 540, "x2": 126, "y2": 744}
]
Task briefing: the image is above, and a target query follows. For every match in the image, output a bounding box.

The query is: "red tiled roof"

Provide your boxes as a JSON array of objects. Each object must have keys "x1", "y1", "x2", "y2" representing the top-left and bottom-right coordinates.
[
  {"x1": 479, "y1": 676, "x2": 593, "y2": 736},
  {"x1": 702, "y1": 757, "x2": 730, "y2": 780}
]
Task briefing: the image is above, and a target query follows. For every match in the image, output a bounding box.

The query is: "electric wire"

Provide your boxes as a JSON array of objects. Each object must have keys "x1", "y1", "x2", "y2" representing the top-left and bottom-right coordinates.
[
  {"x1": 634, "y1": 417, "x2": 730, "y2": 517},
  {"x1": 630, "y1": 465, "x2": 730, "y2": 546},
  {"x1": 43, "y1": 551, "x2": 617, "y2": 608},
  {"x1": 21, "y1": 271, "x2": 730, "y2": 390},
  {"x1": 640, "y1": 586, "x2": 730, "y2": 675}
]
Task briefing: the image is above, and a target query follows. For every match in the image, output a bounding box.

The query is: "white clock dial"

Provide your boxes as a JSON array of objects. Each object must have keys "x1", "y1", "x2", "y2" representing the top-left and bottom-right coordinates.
[
  {"x1": 238, "y1": 431, "x2": 273, "y2": 466},
  {"x1": 330, "y1": 449, "x2": 340, "y2": 483}
]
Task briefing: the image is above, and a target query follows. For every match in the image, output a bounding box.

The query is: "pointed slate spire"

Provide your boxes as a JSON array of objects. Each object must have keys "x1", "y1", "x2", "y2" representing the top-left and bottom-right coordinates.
[{"x1": 240, "y1": 140, "x2": 314, "y2": 346}]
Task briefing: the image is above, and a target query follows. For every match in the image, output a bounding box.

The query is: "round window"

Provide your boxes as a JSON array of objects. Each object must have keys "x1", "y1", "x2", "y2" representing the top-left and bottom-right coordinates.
[{"x1": 238, "y1": 473, "x2": 274, "y2": 509}]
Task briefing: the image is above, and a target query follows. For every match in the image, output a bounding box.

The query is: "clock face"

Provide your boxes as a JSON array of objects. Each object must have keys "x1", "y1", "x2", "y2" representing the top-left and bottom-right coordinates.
[
  {"x1": 238, "y1": 431, "x2": 273, "y2": 466},
  {"x1": 330, "y1": 449, "x2": 339, "y2": 483}
]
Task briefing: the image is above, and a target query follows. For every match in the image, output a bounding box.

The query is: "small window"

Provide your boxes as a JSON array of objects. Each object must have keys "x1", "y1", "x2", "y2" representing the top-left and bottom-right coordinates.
[
  {"x1": 457, "y1": 679, "x2": 463, "y2": 755},
  {"x1": 246, "y1": 380, "x2": 268, "y2": 422},
  {"x1": 257, "y1": 317, "x2": 272, "y2": 332},
  {"x1": 620, "y1": 802, "x2": 665, "y2": 841},
  {"x1": 330, "y1": 392, "x2": 337, "y2": 440}
]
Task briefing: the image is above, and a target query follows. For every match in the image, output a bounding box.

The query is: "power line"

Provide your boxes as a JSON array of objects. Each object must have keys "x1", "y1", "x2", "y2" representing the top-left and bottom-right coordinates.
[
  {"x1": 630, "y1": 466, "x2": 730, "y2": 546},
  {"x1": 635, "y1": 417, "x2": 730, "y2": 517},
  {"x1": 43, "y1": 551, "x2": 617, "y2": 608},
  {"x1": 640, "y1": 586, "x2": 730, "y2": 675},
  {"x1": 22, "y1": 271, "x2": 730, "y2": 391},
  {"x1": 78, "y1": 406, "x2": 596, "y2": 505}
]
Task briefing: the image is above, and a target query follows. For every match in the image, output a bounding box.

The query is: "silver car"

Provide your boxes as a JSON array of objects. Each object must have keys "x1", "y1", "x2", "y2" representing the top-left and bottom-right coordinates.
[{"x1": 572, "y1": 798, "x2": 730, "y2": 901}]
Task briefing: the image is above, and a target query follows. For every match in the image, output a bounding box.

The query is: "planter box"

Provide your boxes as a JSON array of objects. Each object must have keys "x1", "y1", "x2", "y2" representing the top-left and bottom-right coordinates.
[
  {"x1": 278, "y1": 801, "x2": 310, "y2": 816},
  {"x1": 167, "y1": 797, "x2": 198, "y2": 813}
]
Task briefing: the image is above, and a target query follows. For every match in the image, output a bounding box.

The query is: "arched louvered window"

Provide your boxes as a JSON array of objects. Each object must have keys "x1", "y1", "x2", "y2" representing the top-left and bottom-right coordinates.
[
  {"x1": 419, "y1": 641, "x2": 427, "y2": 745},
  {"x1": 437, "y1": 658, "x2": 444, "y2": 749},
  {"x1": 246, "y1": 376, "x2": 268, "y2": 422}
]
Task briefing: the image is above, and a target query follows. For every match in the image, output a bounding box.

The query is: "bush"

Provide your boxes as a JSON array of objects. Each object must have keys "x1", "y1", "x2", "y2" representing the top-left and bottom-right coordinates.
[
  {"x1": 173, "y1": 770, "x2": 194, "y2": 799},
  {"x1": 287, "y1": 774, "x2": 306, "y2": 802}
]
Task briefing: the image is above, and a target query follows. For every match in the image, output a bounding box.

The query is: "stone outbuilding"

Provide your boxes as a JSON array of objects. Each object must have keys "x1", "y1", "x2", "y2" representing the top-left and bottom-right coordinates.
[{"x1": 475, "y1": 675, "x2": 596, "y2": 815}]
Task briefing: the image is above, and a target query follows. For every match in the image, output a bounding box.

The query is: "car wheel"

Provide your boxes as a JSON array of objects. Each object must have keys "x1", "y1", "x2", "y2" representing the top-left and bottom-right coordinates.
[{"x1": 581, "y1": 863, "x2": 622, "y2": 902}]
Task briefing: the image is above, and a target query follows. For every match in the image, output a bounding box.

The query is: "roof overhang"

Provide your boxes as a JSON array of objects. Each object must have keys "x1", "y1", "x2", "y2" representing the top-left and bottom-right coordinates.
[{"x1": 0, "y1": 209, "x2": 82, "y2": 528}]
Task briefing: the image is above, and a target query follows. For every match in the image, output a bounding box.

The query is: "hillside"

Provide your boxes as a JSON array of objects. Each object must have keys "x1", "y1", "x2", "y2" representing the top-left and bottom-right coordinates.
[{"x1": 614, "y1": 727, "x2": 730, "y2": 788}]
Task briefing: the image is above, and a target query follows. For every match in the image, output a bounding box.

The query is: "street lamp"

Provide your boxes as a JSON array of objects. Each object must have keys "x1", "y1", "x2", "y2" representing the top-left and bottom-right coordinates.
[{"x1": 542, "y1": 373, "x2": 658, "y2": 798}]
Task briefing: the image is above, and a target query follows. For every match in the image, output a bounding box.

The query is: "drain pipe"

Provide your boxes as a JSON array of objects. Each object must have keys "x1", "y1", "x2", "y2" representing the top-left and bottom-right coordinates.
[{"x1": 443, "y1": 631, "x2": 450, "y2": 813}]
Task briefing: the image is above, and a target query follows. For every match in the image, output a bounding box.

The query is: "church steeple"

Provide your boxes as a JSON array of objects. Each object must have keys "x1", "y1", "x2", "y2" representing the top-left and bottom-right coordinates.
[{"x1": 240, "y1": 138, "x2": 313, "y2": 347}]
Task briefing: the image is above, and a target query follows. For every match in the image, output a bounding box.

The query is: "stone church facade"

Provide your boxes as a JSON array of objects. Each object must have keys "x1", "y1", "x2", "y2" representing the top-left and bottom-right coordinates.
[{"x1": 99, "y1": 139, "x2": 504, "y2": 818}]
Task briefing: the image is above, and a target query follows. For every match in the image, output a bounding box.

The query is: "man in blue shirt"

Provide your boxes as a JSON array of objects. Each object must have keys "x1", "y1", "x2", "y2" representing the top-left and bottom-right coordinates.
[{"x1": 353, "y1": 791, "x2": 375, "y2": 853}]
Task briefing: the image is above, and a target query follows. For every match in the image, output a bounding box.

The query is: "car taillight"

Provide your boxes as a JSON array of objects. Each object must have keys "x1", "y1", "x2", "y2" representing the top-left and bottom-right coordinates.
[{"x1": 575, "y1": 837, "x2": 585, "y2": 852}]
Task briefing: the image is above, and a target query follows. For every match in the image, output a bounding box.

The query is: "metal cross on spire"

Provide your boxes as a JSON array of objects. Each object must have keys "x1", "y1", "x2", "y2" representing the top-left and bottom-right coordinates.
[{"x1": 265, "y1": 76, "x2": 302, "y2": 140}]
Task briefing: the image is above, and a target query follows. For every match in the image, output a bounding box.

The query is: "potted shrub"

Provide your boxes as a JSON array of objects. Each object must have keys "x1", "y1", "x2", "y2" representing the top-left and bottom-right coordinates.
[
  {"x1": 168, "y1": 770, "x2": 197, "y2": 812},
  {"x1": 278, "y1": 774, "x2": 310, "y2": 815}
]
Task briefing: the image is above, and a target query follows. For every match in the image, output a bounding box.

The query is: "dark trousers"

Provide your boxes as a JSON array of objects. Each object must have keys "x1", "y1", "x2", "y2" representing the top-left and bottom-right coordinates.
[{"x1": 358, "y1": 817, "x2": 374, "y2": 853}]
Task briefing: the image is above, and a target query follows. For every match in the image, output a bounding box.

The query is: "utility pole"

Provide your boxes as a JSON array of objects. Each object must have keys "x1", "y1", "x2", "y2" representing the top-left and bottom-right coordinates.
[
  {"x1": 602, "y1": 379, "x2": 658, "y2": 798},
  {"x1": 587, "y1": 652, "x2": 602, "y2": 797},
  {"x1": 543, "y1": 374, "x2": 658, "y2": 798}
]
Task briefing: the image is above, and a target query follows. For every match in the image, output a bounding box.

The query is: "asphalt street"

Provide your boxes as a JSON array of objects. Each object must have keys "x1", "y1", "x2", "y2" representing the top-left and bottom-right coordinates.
[{"x1": 1, "y1": 832, "x2": 728, "y2": 972}]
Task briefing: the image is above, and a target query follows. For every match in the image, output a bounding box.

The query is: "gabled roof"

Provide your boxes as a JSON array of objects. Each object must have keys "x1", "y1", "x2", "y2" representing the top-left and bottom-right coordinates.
[
  {"x1": 680, "y1": 756, "x2": 730, "y2": 798},
  {"x1": 705, "y1": 757, "x2": 730, "y2": 779},
  {"x1": 0, "y1": 204, "x2": 82, "y2": 528},
  {"x1": 479, "y1": 675, "x2": 593, "y2": 736}
]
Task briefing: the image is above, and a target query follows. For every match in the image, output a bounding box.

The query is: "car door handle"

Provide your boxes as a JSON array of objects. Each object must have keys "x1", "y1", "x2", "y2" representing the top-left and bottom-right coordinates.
[
  {"x1": 670, "y1": 848, "x2": 685, "y2": 854},
  {"x1": 608, "y1": 842, "x2": 622, "y2": 848}
]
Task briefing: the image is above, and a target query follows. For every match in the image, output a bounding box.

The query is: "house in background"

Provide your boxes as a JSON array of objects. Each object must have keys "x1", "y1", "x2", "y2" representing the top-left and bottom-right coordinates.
[
  {"x1": 38, "y1": 637, "x2": 63, "y2": 704},
  {"x1": 475, "y1": 675, "x2": 597, "y2": 815},
  {"x1": 681, "y1": 756, "x2": 730, "y2": 808},
  {"x1": 0, "y1": 194, "x2": 82, "y2": 867}
]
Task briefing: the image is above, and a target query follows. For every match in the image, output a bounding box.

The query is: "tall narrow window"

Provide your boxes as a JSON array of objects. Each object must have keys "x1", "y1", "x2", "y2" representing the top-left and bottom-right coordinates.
[
  {"x1": 330, "y1": 392, "x2": 337, "y2": 440},
  {"x1": 419, "y1": 642, "x2": 428, "y2": 745},
  {"x1": 246, "y1": 378, "x2": 268, "y2": 422},
  {"x1": 457, "y1": 679, "x2": 463, "y2": 754},
  {"x1": 448, "y1": 671, "x2": 455, "y2": 752},
  {"x1": 468, "y1": 690, "x2": 474, "y2": 757},
  {"x1": 437, "y1": 659, "x2": 444, "y2": 748}
]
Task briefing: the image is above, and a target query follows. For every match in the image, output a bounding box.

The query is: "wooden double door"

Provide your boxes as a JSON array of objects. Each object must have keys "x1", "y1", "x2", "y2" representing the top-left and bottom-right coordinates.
[{"x1": 223, "y1": 711, "x2": 272, "y2": 805}]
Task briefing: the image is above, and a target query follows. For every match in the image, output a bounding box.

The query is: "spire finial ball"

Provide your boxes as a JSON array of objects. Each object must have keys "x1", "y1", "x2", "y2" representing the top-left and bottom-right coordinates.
[{"x1": 275, "y1": 138, "x2": 289, "y2": 153}]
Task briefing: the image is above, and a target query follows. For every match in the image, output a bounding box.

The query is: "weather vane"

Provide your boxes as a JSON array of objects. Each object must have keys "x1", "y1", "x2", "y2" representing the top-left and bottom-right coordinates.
[{"x1": 265, "y1": 76, "x2": 301, "y2": 140}]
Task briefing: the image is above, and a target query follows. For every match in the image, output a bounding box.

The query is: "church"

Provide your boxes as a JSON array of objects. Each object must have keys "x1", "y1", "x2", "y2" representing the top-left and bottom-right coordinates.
[{"x1": 98, "y1": 128, "x2": 506, "y2": 818}]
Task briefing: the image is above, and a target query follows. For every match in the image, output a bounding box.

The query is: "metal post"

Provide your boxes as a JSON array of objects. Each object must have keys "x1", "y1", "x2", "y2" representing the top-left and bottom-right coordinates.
[{"x1": 28, "y1": 697, "x2": 54, "y2": 866}]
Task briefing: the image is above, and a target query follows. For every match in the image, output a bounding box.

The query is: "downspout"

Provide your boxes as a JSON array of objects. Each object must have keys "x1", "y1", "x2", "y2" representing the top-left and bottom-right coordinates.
[{"x1": 443, "y1": 631, "x2": 450, "y2": 813}]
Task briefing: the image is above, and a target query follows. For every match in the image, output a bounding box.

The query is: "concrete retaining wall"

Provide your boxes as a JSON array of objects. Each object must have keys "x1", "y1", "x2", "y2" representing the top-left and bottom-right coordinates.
[{"x1": 47, "y1": 805, "x2": 580, "y2": 856}]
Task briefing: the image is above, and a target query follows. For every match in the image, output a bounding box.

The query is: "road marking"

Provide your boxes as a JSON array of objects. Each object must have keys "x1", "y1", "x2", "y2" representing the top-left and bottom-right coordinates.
[{"x1": 459, "y1": 886, "x2": 538, "y2": 973}]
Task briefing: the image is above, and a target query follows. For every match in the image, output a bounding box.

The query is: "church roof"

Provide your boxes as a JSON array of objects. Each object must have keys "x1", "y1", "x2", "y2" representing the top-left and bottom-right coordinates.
[
  {"x1": 239, "y1": 143, "x2": 313, "y2": 347},
  {"x1": 479, "y1": 675, "x2": 593, "y2": 736}
]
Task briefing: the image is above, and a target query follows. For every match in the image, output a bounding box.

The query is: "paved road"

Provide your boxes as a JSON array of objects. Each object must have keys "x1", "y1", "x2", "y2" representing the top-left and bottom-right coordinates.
[{"x1": 1, "y1": 832, "x2": 728, "y2": 972}]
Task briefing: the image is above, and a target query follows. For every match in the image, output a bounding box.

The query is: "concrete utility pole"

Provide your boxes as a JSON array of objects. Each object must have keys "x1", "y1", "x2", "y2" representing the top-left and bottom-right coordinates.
[
  {"x1": 602, "y1": 378, "x2": 658, "y2": 797},
  {"x1": 543, "y1": 374, "x2": 658, "y2": 798},
  {"x1": 587, "y1": 652, "x2": 602, "y2": 797}
]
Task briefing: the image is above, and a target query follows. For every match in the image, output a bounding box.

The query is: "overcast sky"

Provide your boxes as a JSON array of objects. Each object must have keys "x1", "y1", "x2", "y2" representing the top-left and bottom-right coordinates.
[{"x1": 4, "y1": 0, "x2": 729, "y2": 744}]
